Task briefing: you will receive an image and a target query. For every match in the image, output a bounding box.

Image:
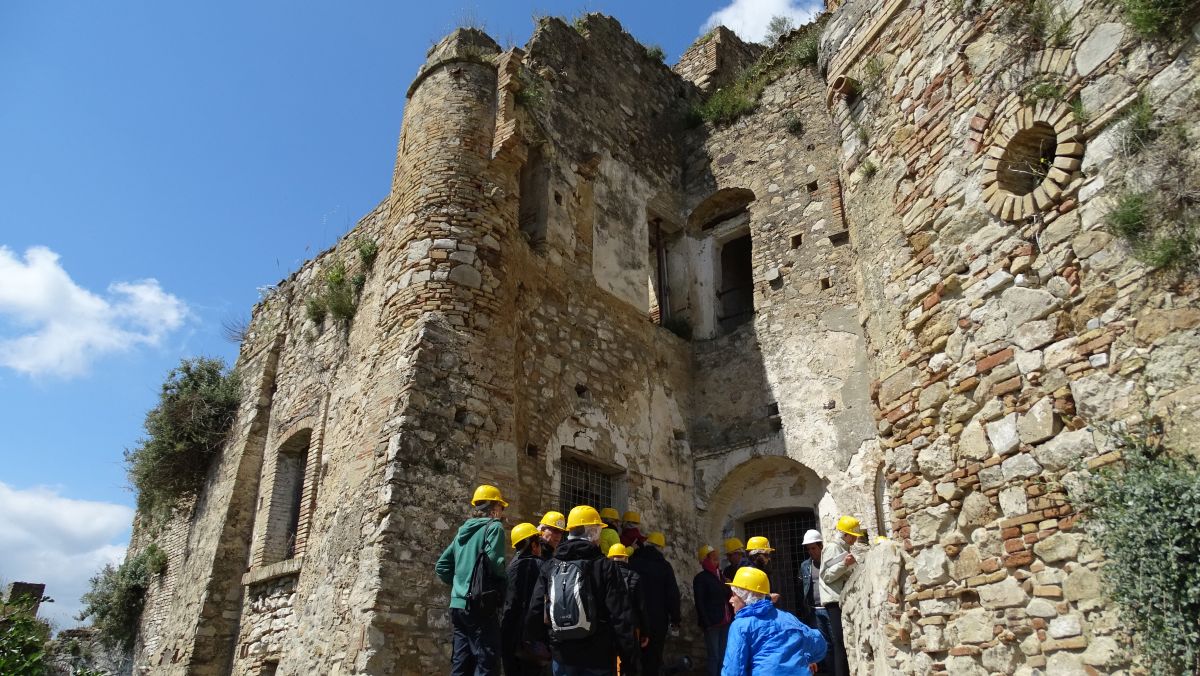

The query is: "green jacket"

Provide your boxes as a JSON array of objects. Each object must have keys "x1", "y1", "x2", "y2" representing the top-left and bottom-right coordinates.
[{"x1": 435, "y1": 517, "x2": 507, "y2": 609}]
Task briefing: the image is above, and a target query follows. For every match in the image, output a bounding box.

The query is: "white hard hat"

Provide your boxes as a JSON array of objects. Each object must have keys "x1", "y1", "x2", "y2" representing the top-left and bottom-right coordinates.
[{"x1": 802, "y1": 529, "x2": 823, "y2": 546}]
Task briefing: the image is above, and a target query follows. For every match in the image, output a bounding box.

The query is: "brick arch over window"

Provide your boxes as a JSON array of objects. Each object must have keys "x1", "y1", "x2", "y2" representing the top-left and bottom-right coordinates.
[{"x1": 252, "y1": 426, "x2": 319, "y2": 567}]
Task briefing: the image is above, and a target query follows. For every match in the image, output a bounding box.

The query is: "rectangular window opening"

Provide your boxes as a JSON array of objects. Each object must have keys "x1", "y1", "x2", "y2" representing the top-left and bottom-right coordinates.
[
  {"x1": 819, "y1": 277, "x2": 832, "y2": 291},
  {"x1": 829, "y1": 231, "x2": 850, "y2": 246},
  {"x1": 519, "y1": 145, "x2": 550, "y2": 246},
  {"x1": 560, "y1": 456, "x2": 616, "y2": 514},
  {"x1": 717, "y1": 233, "x2": 755, "y2": 335},
  {"x1": 806, "y1": 181, "x2": 819, "y2": 193},
  {"x1": 790, "y1": 233, "x2": 803, "y2": 249}
]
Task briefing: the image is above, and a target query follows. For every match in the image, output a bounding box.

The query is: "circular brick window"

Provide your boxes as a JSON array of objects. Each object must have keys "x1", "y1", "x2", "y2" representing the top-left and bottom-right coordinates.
[
  {"x1": 981, "y1": 103, "x2": 1084, "y2": 222},
  {"x1": 997, "y1": 122, "x2": 1057, "y2": 196}
]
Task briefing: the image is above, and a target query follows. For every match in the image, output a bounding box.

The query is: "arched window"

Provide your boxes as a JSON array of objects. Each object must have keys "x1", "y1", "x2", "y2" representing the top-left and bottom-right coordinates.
[{"x1": 259, "y1": 429, "x2": 315, "y2": 564}]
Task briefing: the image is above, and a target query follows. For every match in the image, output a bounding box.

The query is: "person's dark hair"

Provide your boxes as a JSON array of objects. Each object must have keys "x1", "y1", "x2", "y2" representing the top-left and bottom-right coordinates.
[{"x1": 569, "y1": 525, "x2": 588, "y2": 538}]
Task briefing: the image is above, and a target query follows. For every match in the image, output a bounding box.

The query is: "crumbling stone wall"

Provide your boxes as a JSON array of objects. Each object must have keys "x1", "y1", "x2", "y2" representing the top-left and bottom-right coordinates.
[{"x1": 823, "y1": 0, "x2": 1200, "y2": 672}]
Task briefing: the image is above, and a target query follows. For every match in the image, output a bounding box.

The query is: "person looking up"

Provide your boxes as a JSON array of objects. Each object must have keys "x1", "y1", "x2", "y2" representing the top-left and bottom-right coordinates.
[{"x1": 819, "y1": 515, "x2": 865, "y2": 676}]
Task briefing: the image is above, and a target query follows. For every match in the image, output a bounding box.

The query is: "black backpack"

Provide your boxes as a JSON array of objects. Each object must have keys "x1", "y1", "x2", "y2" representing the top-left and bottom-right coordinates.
[
  {"x1": 547, "y1": 558, "x2": 598, "y2": 640},
  {"x1": 465, "y1": 522, "x2": 503, "y2": 615}
]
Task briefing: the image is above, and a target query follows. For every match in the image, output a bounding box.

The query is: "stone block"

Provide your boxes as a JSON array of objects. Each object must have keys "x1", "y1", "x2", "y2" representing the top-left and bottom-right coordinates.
[
  {"x1": 1046, "y1": 652, "x2": 1088, "y2": 675},
  {"x1": 1048, "y1": 613, "x2": 1083, "y2": 638},
  {"x1": 978, "y1": 576, "x2": 1028, "y2": 609},
  {"x1": 1026, "y1": 597, "x2": 1058, "y2": 618},
  {"x1": 909, "y1": 504, "x2": 955, "y2": 546},
  {"x1": 999, "y1": 485, "x2": 1028, "y2": 517},
  {"x1": 960, "y1": 419, "x2": 991, "y2": 460},
  {"x1": 1018, "y1": 397, "x2": 1059, "y2": 444},
  {"x1": 959, "y1": 490, "x2": 998, "y2": 528},
  {"x1": 1076, "y1": 23, "x2": 1125, "y2": 77},
  {"x1": 1064, "y1": 567, "x2": 1101, "y2": 602},
  {"x1": 917, "y1": 437, "x2": 956, "y2": 478},
  {"x1": 1001, "y1": 453, "x2": 1041, "y2": 481},
  {"x1": 950, "y1": 607, "x2": 995, "y2": 644},
  {"x1": 1033, "y1": 428, "x2": 1096, "y2": 471},
  {"x1": 914, "y1": 545, "x2": 950, "y2": 586},
  {"x1": 986, "y1": 413, "x2": 1020, "y2": 455}
]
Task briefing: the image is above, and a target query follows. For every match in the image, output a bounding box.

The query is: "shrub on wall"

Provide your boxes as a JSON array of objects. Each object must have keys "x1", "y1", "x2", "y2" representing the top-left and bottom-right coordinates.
[
  {"x1": 125, "y1": 357, "x2": 241, "y2": 519},
  {"x1": 78, "y1": 545, "x2": 168, "y2": 652},
  {"x1": 1080, "y1": 421, "x2": 1200, "y2": 673},
  {"x1": 0, "y1": 595, "x2": 52, "y2": 675}
]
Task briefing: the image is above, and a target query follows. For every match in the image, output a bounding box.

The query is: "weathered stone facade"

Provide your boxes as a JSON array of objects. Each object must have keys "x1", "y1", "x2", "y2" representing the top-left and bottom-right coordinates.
[{"x1": 124, "y1": 3, "x2": 1198, "y2": 674}]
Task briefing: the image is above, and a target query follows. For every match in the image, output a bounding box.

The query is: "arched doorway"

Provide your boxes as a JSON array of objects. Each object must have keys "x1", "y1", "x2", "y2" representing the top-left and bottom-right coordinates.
[{"x1": 701, "y1": 454, "x2": 828, "y2": 610}]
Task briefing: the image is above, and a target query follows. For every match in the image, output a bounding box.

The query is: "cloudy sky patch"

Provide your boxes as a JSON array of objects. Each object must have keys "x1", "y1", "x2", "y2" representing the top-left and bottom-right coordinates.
[
  {"x1": 701, "y1": 0, "x2": 823, "y2": 43},
  {"x1": 0, "y1": 245, "x2": 189, "y2": 378},
  {"x1": 0, "y1": 482, "x2": 133, "y2": 628}
]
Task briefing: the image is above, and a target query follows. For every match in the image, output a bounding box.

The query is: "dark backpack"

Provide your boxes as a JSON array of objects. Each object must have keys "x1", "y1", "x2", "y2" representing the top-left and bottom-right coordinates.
[
  {"x1": 465, "y1": 522, "x2": 503, "y2": 615},
  {"x1": 547, "y1": 558, "x2": 598, "y2": 640}
]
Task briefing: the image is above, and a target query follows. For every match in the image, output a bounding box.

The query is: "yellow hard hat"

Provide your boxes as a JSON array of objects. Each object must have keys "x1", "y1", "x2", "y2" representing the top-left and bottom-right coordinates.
[
  {"x1": 836, "y1": 515, "x2": 865, "y2": 537},
  {"x1": 646, "y1": 532, "x2": 666, "y2": 548},
  {"x1": 567, "y1": 505, "x2": 609, "y2": 530},
  {"x1": 724, "y1": 537, "x2": 745, "y2": 554},
  {"x1": 728, "y1": 566, "x2": 771, "y2": 595},
  {"x1": 622, "y1": 511, "x2": 641, "y2": 524},
  {"x1": 607, "y1": 543, "x2": 631, "y2": 559},
  {"x1": 471, "y1": 484, "x2": 508, "y2": 507},
  {"x1": 511, "y1": 522, "x2": 538, "y2": 548},
  {"x1": 745, "y1": 536, "x2": 774, "y2": 552},
  {"x1": 539, "y1": 510, "x2": 567, "y2": 532},
  {"x1": 600, "y1": 507, "x2": 620, "y2": 521},
  {"x1": 698, "y1": 544, "x2": 716, "y2": 561}
]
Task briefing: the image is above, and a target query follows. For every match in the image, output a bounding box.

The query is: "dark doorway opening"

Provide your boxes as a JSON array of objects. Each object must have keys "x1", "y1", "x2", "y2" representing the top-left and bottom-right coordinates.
[
  {"x1": 744, "y1": 509, "x2": 817, "y2": 615},
  {"x1": 718, "y1": 234, "x2": 754, "y2": 334}
]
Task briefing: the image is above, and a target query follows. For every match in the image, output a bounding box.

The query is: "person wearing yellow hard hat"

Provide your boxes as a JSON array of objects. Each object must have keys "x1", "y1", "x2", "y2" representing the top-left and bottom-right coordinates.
[
  {"x1": 744, "y1": 535, "x2": 779, "y2": 607},
  {"x1": 620, "y1": 510, "x2": 647, "y2": 548},
  {"x1": 599, "y1": 507, "x2": 622, "y2": 557},
  {"x1": 723, "y1": 567, "x2": 827, "y2": 675},
  {"x1": 501, "y1": 523, "x2": 550, "y2": 675},
  {"x1": 723, "y1": 537, "x2": 747, "y2": 581},
  {"x1": 537, "y1": 510, "x2": 567, "y2": 560},
  {"x1": 608, "y1": 542, "x2": 649, "y2": 671},
  {"x1": 693, "y1": 544, "x2": 733, "y2": 676},
  {"x1": 820, "y1": 515, "x2": 865, "y2": 676},
  {"x1": 434, "y1": 484, "x2": 508, "y2": 675},
  {"x1": 525, "y1": 506, "x2": 639, "y2": 673},
  {"x1": 629, "y1": 531, "x2": 681, "y2": 676}
]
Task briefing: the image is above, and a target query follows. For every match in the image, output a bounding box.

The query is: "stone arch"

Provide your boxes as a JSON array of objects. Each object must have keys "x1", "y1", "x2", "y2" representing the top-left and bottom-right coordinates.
[{"x1": 702, "y1": 454, "x2": 827, "y2": 547}]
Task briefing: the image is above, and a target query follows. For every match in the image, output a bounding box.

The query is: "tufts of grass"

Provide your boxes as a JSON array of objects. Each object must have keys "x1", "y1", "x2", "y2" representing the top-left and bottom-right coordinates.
[
  {"x1": 862, "y1": 55, "x2": 885, "y2": 94},
  {"x1": 1021, "y1": 78, "x2": 1066, "y2": 105},
  {"x1": 645, "y1": 44, "x2": 666, "y2": 63},
  {"x1": 323, "y1": 260, "x2": 356, "y2": 324},
  {"x1": 1122, "y1": 0, "x2": 1194, "y2": 38},
  {"x1": 306, "y1": 296, "x2": 327, "y2": 325},
  {"x1": 1071, "y1": 96, "x2": 1089, "y2": 125},
  {"x1": 356, "y1": 237, "x2": 378, "y2": 268},
  {"x1": 691, "y1": 14, "x2": 828, "y2": 126},
  {"x1": 860, "y1": 159, "x2": 879, "y2": 179},
  {"x1": 784, "y1": 113, "x2": 805, "y2": 136},
  {"x1": 1125, "y1": 93, "x2": 1157, "y2": 149},
  {"x1": 1005, "y1": 0, "x2": 1073, "y2": 47}
]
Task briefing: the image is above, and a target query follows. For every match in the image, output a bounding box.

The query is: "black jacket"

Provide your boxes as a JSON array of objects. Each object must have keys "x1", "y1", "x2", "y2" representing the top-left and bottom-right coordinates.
[
  {"x1": 723, "y1": 561, "x2": 748, "y2": 583},
  {"x1": 616, "y1": 562, "x2": 647, "y2": 635},
  {"x1": 629, "y1": 545, "x2": 682, "y2": 631},
  {"x1": 502, "y1": 548, "x2": 544, "y2": 649},
  {"x1": 692, "y1": 568, "x2": 731, "y2": 629},
  {"x1": 526, "y1": 538, "x2": 638, "y2": 670}
]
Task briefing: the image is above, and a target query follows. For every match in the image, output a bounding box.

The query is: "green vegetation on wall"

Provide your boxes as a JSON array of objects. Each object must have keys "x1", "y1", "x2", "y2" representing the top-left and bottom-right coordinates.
[
  {"x1": 692, "y1": 15, "x2": 828, "y2": 126},
  {"x1": 0, "y1": 595, "x2": 52, "y2": 675},
  {"x1": 1122, "y1": 0, "x2": 1195, "y2": 38},
  {"x1": 125, "y1": 357, "x2": 241, "y2": 519},
  {"x1": 78, "y1": 545, "x2": 168, "y2": 652},
  {"x1": 1081, "y1": 422, "x2": 1200, "y2": 674}
]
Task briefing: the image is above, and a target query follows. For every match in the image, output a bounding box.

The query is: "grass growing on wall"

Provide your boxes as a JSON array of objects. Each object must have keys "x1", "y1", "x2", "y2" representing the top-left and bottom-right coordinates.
[
  {"x1": 78, "y1": 545, "x2": 168, "y2": 651},
  {"x1": 125, "y1": 358, "x2": 241, "y2": 520},
  {"x1": 1080, "y1": 422, "x2": 1200, "y2": 674},
  {"x1": 692, "y1": 15, "x2": 828, "y2": 126},
  {"x1": 1123, "y1": 0, "x2": 1195, "y2": 38}
]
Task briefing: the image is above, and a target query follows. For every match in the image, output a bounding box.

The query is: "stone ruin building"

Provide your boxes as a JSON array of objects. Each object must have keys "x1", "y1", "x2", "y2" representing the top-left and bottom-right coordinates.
[{"x1": 123, "y1": 0, "x2": 1200, "y2": 673}]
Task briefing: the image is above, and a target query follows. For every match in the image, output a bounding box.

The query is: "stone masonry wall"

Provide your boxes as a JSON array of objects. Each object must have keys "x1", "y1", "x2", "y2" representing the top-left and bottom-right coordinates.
[{"x1": 823, "y1": 0, "x2": 1200, "y2": 673}]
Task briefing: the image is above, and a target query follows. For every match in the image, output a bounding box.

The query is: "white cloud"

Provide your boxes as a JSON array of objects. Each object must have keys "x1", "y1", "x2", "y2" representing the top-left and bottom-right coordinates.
[
  {"x1": 701, "y1": 0, "x2": 823, "y2": 43},
  {"x1": 0, "y1": 245, "x2": 189, "y2": 377},
  {"x1": 0, "y1": 482, "x2": 133, "y2": 630}
]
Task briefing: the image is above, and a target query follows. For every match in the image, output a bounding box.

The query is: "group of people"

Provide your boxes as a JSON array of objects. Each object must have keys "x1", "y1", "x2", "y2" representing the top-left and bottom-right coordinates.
[
  {"x1": 435, "y1": 484, "x2": 868, "y2": 676},
  {"x1": 695, "y1": 515, "x2": 868, "y2": 676}
]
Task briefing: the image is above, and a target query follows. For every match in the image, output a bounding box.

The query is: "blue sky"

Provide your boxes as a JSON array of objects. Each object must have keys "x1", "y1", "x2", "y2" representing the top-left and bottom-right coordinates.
[{"x1": 0, "y1": 0, "x2": 820, "y2": 628}]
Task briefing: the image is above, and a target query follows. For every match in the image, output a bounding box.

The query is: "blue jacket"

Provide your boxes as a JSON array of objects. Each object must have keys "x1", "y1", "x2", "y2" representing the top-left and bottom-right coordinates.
[{"x1": 721, "y1": 599, "x2": 827, "y2": 676}]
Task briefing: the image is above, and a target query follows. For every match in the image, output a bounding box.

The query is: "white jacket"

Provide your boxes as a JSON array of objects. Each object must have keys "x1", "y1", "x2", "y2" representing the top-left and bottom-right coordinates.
[{"x1": 818, "y1": 538, "x2": 855, "y2": 604}]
